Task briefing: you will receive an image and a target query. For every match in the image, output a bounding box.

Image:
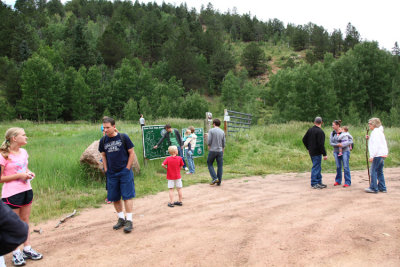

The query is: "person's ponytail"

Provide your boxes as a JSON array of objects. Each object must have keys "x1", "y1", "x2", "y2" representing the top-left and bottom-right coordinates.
[{"x1": 0, "y1": 139, "x2": 11, "y2": 159}]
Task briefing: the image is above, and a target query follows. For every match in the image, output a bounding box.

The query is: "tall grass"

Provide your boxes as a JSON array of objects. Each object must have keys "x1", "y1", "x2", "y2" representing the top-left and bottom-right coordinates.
[{"x1": 1, "y1": 120, "x2": 399, "y2": 223}]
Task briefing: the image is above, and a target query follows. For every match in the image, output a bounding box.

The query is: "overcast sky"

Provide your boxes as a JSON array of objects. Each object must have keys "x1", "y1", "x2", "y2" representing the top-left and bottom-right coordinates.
[{"x1": 3, "y1": 0, "x2": 399, "y2": 51}]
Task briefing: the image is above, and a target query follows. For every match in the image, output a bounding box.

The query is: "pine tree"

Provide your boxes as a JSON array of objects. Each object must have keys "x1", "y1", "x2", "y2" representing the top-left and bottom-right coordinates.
[
  {"x1": 241, "y1": 42, "x2": 267, "y2": 77},
  {"x1": 344, "y1": 23, "x2": 360, "y2": 51},
  {"x1": 330, "y1": 29, "x2": 343, "y2": 58}
]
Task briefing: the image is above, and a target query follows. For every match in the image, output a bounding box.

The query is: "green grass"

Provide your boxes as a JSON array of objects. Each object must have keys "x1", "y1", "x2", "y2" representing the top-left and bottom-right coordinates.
[{"x1": 1, "y1": 120, "x2": 399, "y2": 223}]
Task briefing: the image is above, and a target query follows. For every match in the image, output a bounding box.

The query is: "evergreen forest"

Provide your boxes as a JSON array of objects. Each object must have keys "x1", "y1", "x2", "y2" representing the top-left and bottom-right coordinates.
[{"x1": 1, "y1": 0, "x2": 400, "y2": 125}]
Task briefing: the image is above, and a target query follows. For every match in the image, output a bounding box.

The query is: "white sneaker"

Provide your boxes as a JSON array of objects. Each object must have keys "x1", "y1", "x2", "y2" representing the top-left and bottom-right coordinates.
[
  {"x1": 12, "y1": 251, "x2": 25, "y2": 266},
  {"x1": 185, "y1": 167, "x2": 189, "y2": 171},
  {"x1": 22, "y1": 247, "x2": 43, "y2": 260},
  {"x1": 0, "y1": 256, "x2": 6, "y2": 267}
]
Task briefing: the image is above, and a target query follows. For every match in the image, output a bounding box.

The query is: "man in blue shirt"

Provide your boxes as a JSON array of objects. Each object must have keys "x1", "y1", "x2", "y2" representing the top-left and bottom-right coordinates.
[{"x1": 99, "y1": 117, "x2": 135, "y2": 233}]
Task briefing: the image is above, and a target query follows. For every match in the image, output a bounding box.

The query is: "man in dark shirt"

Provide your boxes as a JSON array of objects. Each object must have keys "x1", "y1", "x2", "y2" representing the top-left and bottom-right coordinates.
[
  {"x1": 0, "y1": 200, "x2": 28, "y2": 257},
  {"x1": 99, "y1": 117, "x2": 136, "y2": 233},
  {"x1": 302, "y1": 117, "x2": 328, "y2": 189}
]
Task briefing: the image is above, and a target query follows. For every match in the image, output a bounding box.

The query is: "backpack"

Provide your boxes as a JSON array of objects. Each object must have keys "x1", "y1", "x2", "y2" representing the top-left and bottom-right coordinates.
[{"x1": 350, "y1": 137, "x2": 355, "y2": 150}]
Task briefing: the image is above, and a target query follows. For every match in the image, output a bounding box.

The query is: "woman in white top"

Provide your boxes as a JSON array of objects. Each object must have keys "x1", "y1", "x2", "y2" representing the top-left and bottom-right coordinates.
[
  {"x1": 365, "y1": 118, "x2": 389, "y2": 193},
  {"x1": 139, "y1": 114, "x2": 145, "y2": 128}
]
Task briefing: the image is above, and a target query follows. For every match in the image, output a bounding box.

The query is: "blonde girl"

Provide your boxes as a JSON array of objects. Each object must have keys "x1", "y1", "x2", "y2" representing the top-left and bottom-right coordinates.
[{"x1": 0, "y1": 128, "x2": 43, "y2": 265}]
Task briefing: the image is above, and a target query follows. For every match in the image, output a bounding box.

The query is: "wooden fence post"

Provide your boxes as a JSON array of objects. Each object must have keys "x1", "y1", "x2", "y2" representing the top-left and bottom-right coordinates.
[{"x1": 224, "y1": 109, "x2": 228, "y2": 136}]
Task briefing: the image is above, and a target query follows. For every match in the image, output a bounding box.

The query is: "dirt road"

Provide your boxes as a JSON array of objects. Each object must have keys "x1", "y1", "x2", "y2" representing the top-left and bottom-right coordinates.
[{"x1": 4, "y1": 168, "x2": 400, "y2": 266}]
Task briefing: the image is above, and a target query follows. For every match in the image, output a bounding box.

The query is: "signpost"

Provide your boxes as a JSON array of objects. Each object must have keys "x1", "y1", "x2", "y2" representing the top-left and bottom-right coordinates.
[
  {"x1": 142, "y1": 126, "x2": 204, "y2": 161},
  {"x1": 181, "y1": 128, "x2": 204, "y2": 158},
  {"x1": 142, "y1": 125, "x2": 170, "y2": 160}
]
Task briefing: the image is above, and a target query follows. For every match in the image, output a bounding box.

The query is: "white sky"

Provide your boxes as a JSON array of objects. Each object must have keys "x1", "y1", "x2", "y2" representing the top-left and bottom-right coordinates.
[{"x1": 3, "y1": 0, "x2": 399, "y2": 51}]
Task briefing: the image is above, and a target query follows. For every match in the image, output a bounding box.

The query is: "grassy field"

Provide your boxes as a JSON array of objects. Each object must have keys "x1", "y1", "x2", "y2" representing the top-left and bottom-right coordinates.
[{"x1": 1, "y1": 119, "x2": 399, "y2": 223}]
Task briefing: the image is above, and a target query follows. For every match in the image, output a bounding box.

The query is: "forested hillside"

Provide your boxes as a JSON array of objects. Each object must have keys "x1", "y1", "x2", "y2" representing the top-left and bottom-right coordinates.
[{"x1": 1, "y1": 0, "x2": 399, "y2": 125}]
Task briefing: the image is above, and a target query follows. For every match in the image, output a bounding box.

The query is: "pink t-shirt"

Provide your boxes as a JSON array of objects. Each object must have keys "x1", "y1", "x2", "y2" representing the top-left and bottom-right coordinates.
[
  {"x1": 162, "y1": 156, "x2": 184, "y2": 180},
  {"x1": 0, "y1": 148, "x2": 32, "y2": 198}
]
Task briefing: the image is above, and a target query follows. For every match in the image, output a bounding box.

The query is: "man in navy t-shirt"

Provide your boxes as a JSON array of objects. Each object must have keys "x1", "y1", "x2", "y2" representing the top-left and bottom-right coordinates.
[{"x1": 99, "y1": 117, "x2": 135, "y2": 233}]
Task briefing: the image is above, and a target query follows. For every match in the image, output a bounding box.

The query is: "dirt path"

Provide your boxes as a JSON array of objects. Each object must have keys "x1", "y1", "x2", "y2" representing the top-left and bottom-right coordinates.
[{"x1": 5, "y1": 168, "x2": 400, "y2": 266}]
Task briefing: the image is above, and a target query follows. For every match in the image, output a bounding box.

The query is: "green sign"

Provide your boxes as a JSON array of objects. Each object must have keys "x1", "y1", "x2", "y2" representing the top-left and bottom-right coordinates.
[
  {"x1": 142, "y1": 125, "x2": 170, "y2": 160},
  {"x1": 181, "y1": 128, "x2": 204, "y2": 158}
]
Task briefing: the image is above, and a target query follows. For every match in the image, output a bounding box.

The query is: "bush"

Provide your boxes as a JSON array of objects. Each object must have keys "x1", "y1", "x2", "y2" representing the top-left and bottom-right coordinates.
[
  {"x1": 123, "y1": 98, "x2": 139, "y2": 121},
  {"x1": 0, "y1": 99, "x2": 16, "y2": 121}
]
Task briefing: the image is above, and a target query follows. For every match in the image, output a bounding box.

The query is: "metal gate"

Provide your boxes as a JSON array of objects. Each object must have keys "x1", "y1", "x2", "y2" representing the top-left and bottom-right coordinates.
[{"x1": 224, "y1": 109, "x2": 252, "y2": 135}]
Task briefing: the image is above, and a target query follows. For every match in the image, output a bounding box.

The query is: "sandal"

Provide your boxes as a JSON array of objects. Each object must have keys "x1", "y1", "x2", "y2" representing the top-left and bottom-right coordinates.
[
  {"x1": 168, "y1": 202, "x2": 174, "y2": 207},
  {"x1": 173, "y1": 201, "x2": 182, "y2": 206}
]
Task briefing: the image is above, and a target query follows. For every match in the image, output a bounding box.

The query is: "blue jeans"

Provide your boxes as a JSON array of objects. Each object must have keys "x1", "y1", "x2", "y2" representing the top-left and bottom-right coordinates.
[
  {"x1": 310, "y1": 155, "x2": 322, "y2": 186},
  {"x1": 207, "y1": 151, "x2": 223, "y2": 182},
  {"x1": 369, "y1": 157, "x2": 386, "y2": 192},
  {"x1": 333, "y1": 151, "x2": 351, "y2": 185},
  {"x1": 185, "y1": 149, "x2": 195, "y2": 173},
  {"x1": 177, "y1": 146, "x2": 187, "y2": 168}
]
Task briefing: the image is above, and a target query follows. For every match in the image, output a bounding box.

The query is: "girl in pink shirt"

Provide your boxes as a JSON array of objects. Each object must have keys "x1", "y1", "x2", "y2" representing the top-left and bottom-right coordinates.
[{"x1": 0, "y1": 127, "x2": 43, "y2": 265}]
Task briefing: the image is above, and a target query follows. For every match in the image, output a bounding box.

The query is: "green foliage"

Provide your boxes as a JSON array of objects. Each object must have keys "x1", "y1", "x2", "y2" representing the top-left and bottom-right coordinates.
[
  {"x1": 268, "y1": 62, "x2": 338, "y2": 122},
  {"x1": 389, "y1": 107, "x2": 400, "y2": 127},
  {"x1": 305, "y1": 50, "x2": 317, "y2": 65},
  {"x1": 292, "y1": 25, "x2": 308, "y2": 51},
  {"x1": 330, "y1": 29, "x2": 343, "y2": 58},
  {"x1": 344, "y1": 23, "x2": 360, "y2": 51},
  {"x1": 0, "y1": 57, "x2": 21, "y2": 106},
  {"x1": 0, "y1": 0, "x2": 399, "y2": 124},
  {"x1": 241, "y1": 42, "x2": 267, "y2": 77},
  {"x1": 139, "y1": 96, "x2": 152, "y2": 119},
  {"x1": 342, "y1": 102, "x2": 361, "y2": 125},
  {"x1": 208, "y1": 45, "x2": 236, "y2": 93},
  {"x1": 18, "y1": 55, "x2": 64, "y2": 121},
  {"x1": 71, "y1": 67, "x2": 93, "y2": 120},
  {"x1": 110, "y1": 58, "x2": 154, "y2": 117},
  {"x1": 136, "y1": 9, "x2": 168, "y2": 64},
  {"x1": 163, "y1": 21, "x2": 205, "y2": 89},
  {"x1": 0, "y1": 98, "x2": 16, "y2": 120},
  {"x1": 47, "y1": 0, "x2": 65, "y2": 17},
  {"x1": 221, "y1": 70, "x2": 241, "y2": 109},
  {"x1": 0, "y1": 2, "x2": 19, "y2": 58},
  {"x1": 123, "y1": 98, "x2": 139, "y2": 121},
  {"x1": 330, "y1": 42, "x2": 394, "y2": 119},
  {"x1": 69, "y1": 19, "x2": 95, "y2": 69},
  {"x1": 97, "y1": 20, "x2": 130, "y2": 66},
  {"x1": 267, "y1": 41, "x2": 399, "y2": 125},
  {"x1": 102, "y1": 107, "x2": 111, "y2": 119},
  {"x1": 309, "y1": 24, "x2": 329, "y2": 61},
  {"x1": 181, "y1": 92, "x2": 209, "y2": 119},
  {"x1": 221, "y1": 70, "x2": 261, "y2": 116},
  {"x1": 86, "y1": 65, "x2": 109, "y2": 121},
  {"x1": 283, "y1": 57, "x2": 296, "y2": 69}
]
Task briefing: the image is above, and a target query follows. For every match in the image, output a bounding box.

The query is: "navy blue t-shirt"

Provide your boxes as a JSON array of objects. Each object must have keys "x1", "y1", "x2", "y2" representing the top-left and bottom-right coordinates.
[{"x1": 98, "y1": 133, "x2": 134, "y2": 174}]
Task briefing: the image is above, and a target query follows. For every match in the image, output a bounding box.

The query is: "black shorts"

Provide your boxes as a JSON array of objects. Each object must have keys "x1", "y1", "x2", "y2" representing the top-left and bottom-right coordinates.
[{"x1": 2, "y1": 190, "x2": 33, "y2": 209}]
